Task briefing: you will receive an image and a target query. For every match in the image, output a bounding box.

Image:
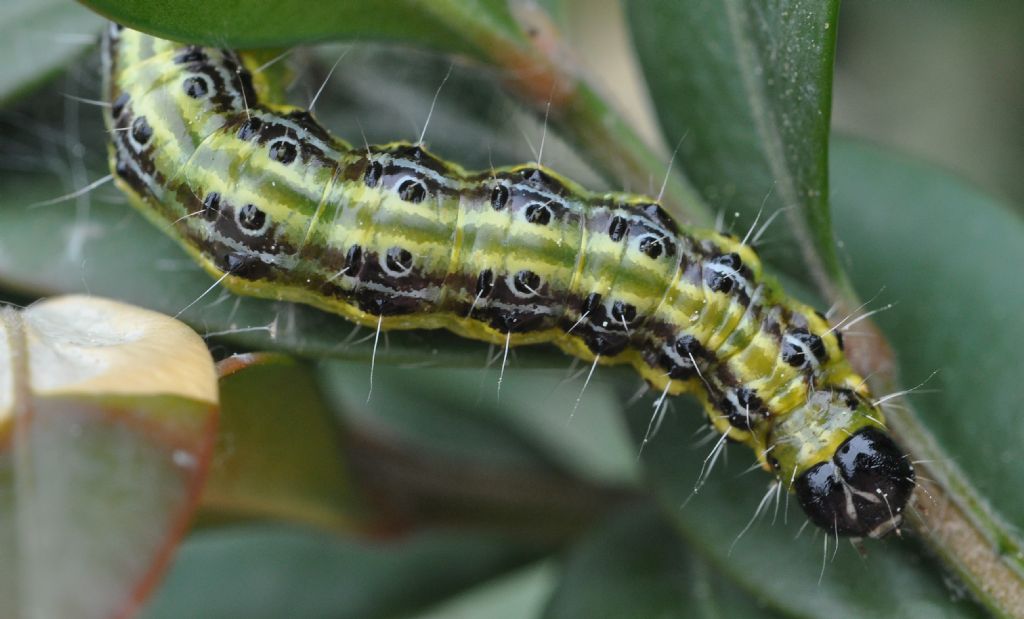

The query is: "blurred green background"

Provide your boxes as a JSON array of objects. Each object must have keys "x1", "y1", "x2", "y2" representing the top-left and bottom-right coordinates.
[{"x1": 835, "y1": 1, "x2": 1024, "y2": 213}]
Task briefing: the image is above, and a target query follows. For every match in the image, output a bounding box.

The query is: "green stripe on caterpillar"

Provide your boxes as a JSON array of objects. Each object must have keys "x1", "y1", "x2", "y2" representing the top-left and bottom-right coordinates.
[{"x1": 102, "y1": 23, "x2": 914, "y2": 538}]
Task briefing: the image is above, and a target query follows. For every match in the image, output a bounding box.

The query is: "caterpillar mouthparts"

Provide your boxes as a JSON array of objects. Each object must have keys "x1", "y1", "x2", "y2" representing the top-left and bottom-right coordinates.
[{"x1": 102, "y1": 22, "x2": 914, "y2": 538}]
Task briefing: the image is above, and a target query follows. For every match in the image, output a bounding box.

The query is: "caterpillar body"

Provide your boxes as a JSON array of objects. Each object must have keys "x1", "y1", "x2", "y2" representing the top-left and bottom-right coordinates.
[{"x1": 102, "y1": 24, "x2": 914, "y2": 538}]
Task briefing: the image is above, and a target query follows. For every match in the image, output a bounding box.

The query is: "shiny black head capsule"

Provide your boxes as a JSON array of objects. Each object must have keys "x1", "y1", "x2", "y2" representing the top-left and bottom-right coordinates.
[{"x1": 794, "y1": 427, "x2": 915, "y2": 538}]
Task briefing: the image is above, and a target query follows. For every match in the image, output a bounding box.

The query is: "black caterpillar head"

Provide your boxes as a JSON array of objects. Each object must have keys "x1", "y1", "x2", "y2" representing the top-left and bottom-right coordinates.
[
  {"x1": 768, "y1": 389, "x2": 915, "y2": 538},
  {"x1": 794, "y1": 427, "x2": 915, "y2": 538}
]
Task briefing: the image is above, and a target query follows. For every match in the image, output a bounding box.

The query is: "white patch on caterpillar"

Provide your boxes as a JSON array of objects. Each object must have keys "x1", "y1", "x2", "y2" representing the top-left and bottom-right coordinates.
[
  {"x1": 782, "y1": 331, "x2": 822, "y2": 372},
  {"x1": 387, "y1": 157, "x2": 457, "y2": 189},
  {"x1": 623, "y1": 212, "x2": 674, "y2": 238},
  {"x1": 488, "y1": 299, "x2": 558, "y2": 317},
  {"x1": 520, "y1": 201, "x2": 555, "y2": 224},
  {"x1": 126, "y1": 121, "x2": 151, "y2": 152},
  {"x1": 380, "y1": 250, "x2": 413, "y2": 278},
  {"x1": 209, "y1": 61, "x2": 246, "y2": 110},
  {"x1": 393, "y1": 174, "x2": 428, "y2": 199},
  {"x1": 183, "y1": 72, "x2": 215, "y2": 100},
  {"x1": 705, "y1": 257, "x2": 753, "y2": 296},
  {"x1": 268, "y1": 114, "x2": 337, "y2": 154},
  {"x1": 267, "y1": 136, "x2": 301, "y2": 164},
  {"x1": 233, "y1": 205, "x2": 272, "y2": 237},
  {"x1": 506, "y1": 273, "x2": 540, "y2": 299},
  {"x1": 358, "y1": 280, "x2": 436, "y2": 300},
  {"x1": 114, "y1": 140, "x2": 162, "y2": 197},
  {"x1": 518, "y1": 180, "x2": 562, "y2": 206}
]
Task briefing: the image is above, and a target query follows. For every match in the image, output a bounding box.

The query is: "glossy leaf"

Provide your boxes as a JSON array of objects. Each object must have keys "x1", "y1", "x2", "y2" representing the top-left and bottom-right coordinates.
[
  {"x1": 831, "y1": 138, "x2": 1024, "y2": 526},
  {"x1": 545, "y1": 504, "x2": 784, "y2": 619},
  {"x1": 0, "y1": 296, "x2": 217, "y2": 619},
  {"x1": 142, "y1": 525, "x2": 548, "y2": 619},
  {"x1": 628, "y1": 0, "x2": 843, "y2": 286},
  {"x1": 831, "y1": 138, "x2": 1024, "y2": 612},
  {"x1": 79, "y1": 0, "x2": 523, "y2": 57},
  {"x1": 413, "y1": 561, "x2": 557, "y2": 619},
  {"x1": 201, "y1": 354, "x2": 369, "y2": 532},
  {"x1": 314, "y1": 361, "x2": 639, "y2": 535}
]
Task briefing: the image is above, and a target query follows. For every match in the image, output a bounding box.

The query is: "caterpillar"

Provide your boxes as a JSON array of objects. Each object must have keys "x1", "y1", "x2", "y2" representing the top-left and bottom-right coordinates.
[{"x1": 102, "y1": 23, "x2": 914, "y2": 538}]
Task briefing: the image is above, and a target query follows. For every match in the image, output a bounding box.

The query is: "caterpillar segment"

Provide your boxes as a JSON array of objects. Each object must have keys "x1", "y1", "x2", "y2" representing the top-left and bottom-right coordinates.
[{"x1": 103, "y1": 24, "x2": 915, "y2": 538}]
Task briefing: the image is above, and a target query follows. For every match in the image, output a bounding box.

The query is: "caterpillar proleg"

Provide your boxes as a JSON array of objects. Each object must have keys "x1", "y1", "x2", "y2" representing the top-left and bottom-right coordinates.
[{"x1": 102, "y1": 23, "x2": 914, "y2": 538}]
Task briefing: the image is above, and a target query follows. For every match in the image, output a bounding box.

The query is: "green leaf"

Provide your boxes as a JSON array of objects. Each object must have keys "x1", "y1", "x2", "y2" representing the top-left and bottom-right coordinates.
[
  {"x1": 314, "y1": 361, "x2": 639, "y2": 536},
  {"x1": 1, "y1": 296, "x2": 218, "y2": 619},
  {"x1": 545, "y1": 504, "x2": 784, "y2": 619},
  {"x1": 412, "y1": 561, "x2": 557, "y2": 619},
  {"x1": 830, "y1": 137, "x2": 1024, "y2": 612},
  {"x1": 628, "y1": 0, "x2": 843, "y2": 287},
  {"x1": 317, "y1": 361, "x2": 639, "y2": 487},
  {"x1": 831, "y1": 137, "x2": 1024, "y2": 525},
  {"x1": 79, "y1": 0, "x2": 523, "y2": 57},
  {"x1": 142, "y1": 525, "x2": 547, "y2": 619},
  {"x1": 201, "y1": 354, "x2": 369, "y2": 532},
  {"x1": 0, "y1": 0, "x2": 102, "y2": 104}
]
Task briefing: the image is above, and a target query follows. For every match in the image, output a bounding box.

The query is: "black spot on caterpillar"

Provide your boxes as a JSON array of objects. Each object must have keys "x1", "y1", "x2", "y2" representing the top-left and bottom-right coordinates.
[{"x1": 102, "y1": 23, "x2": 914, "y2": 538}]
